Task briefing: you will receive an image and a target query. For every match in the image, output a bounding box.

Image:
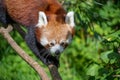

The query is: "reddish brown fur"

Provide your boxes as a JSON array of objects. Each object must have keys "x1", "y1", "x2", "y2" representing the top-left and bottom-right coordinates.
[
  {"x1": 5, "y1": 0, "x2": 74, "y2": 45},
  {"x1": 35, "y1": 14, "x2": 73, "y2": 44},
  {"x1": 5, "y1": 0, "x2": 66, "y2": 26}
]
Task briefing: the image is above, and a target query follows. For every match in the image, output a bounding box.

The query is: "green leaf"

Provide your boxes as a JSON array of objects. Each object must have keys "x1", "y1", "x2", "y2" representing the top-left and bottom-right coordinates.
[
  {"x1": 104, "y1": 30, "x2": 120, "y2": 42},
  {"x1": 100, "y1": 51, "x2": 113, "y2": 63},
  {"x1": 86, "y1": 64, "x2": 99, "y2": 76}
]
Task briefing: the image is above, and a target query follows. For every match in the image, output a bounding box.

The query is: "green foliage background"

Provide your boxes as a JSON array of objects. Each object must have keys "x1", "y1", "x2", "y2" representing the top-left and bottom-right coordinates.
[{"x1": 0, "y1": 0, "x2": 120, "y2": 80}]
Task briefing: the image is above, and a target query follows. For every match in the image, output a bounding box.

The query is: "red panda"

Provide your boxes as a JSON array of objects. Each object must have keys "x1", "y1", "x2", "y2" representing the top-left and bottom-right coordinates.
[{"x1": 0, "y1": 0, "x2": 75, "y2": 66}]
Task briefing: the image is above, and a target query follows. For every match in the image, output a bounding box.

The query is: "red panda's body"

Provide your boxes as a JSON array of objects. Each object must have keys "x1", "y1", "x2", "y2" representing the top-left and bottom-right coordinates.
[
  {"x1": 5, "y1": 0, "x2": 66, "y2": 27},
  {"x1": 0, "y1": 0, "x2": 75, "y2": 66}
]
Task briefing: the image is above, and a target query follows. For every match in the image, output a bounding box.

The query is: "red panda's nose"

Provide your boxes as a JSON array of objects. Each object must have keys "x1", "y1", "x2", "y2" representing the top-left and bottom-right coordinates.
[{"x1": 55, "y1": 50, "x2": 60, "y2": 55}]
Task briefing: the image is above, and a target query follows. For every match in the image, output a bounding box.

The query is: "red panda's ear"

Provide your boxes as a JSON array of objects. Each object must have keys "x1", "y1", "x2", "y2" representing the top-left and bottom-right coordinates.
[
  {"x1": 65, "y1": 11, "x2": 75, "y2": 27},
  {"x1": 36, "y1": 11, "x2": 48, "y2": 28}
]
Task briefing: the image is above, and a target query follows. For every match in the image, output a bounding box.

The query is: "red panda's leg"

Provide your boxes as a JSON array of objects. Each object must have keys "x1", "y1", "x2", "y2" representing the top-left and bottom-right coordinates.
[
  {"x1": 25, "y1": 27, "x2": 43, "y2": 58},
  {"x1": 0, "y1": 0, "x2": 6, "y2": 24},
  {"x1": 25, "y1": 27, "x2": 49, "y2": 63},
  {"x1": 12, "y1": 24, "x2": 26, "y2": 39}
]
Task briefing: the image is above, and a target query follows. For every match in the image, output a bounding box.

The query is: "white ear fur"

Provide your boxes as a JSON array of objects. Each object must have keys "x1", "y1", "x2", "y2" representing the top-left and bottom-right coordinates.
[
  {"x1": 36, "y1": 11, "x2": 48, "y2": 27},
  {"x1": 65, "y1": 11, "x2": 75, "y2": 27}
]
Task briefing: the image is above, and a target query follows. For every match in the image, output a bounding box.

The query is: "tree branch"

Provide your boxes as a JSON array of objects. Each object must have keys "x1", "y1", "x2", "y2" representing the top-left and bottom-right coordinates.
[
  {"x1": 0, "y1": 25, "x2": 50, "y2": 80},
  {"x1": 48, "y1": 64, "x2": 62, "y2": 80}
]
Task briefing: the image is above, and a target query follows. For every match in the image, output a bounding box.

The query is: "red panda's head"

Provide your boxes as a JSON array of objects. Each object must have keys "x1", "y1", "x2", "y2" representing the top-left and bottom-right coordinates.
[{"x1": 35, "y1": 11, "x2": 75, "y2": 56}]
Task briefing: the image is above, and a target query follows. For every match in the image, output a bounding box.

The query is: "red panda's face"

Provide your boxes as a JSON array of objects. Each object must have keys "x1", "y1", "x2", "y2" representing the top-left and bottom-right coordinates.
[{"x1": 35, "y1": 11, "x2": 75, "y2": 56}]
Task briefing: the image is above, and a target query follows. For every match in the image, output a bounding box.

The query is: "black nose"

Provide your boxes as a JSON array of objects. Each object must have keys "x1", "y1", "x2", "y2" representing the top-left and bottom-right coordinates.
[{"x1": 55, "y1": 50, "x2": 60, "y2": 55}]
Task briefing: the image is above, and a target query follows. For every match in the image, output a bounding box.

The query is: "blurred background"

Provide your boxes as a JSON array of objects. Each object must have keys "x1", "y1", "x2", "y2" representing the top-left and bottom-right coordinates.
[{"x1": 0, "y1": 0, "x2": 120, "y2": 80}]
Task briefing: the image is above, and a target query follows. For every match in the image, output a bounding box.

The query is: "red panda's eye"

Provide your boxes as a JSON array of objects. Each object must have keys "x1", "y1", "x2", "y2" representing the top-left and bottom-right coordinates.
[
  {"x1": 60, "y1": 42, "x2": 65, "y2": 46},
  {"x1": 50, "y1": 42, "x2": 54, "y2": 46}
]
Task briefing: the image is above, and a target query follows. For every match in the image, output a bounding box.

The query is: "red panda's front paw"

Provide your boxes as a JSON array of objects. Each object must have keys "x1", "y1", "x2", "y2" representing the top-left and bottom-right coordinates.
[
  {"x1": 43, "y1": 55, "x2": 60, "y2": 68},
  {"x1": 38, "y1": 49, "x2": 60, "y2": 67}
]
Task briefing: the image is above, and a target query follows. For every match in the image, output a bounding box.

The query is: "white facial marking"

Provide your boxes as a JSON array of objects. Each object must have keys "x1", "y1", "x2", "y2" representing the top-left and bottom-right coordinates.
[
  {"x1": 51, "y1": 40, "x2": 56, "y2": 44},
  {"x1": 50, "y1": 44, "x2": 64, "y2": 54},
  {"x1": 40, "y1": 36, "x2": 48, "y2": 46},
  {"x1": 36, "y1": 11, "x2": 48, "y2": 28},
  {"x1": 65, "y1": 11, "x2": 75, "y2": 27},
  {"x1": 66, "y1": 35, "x2": 72, "y2": 44}
]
